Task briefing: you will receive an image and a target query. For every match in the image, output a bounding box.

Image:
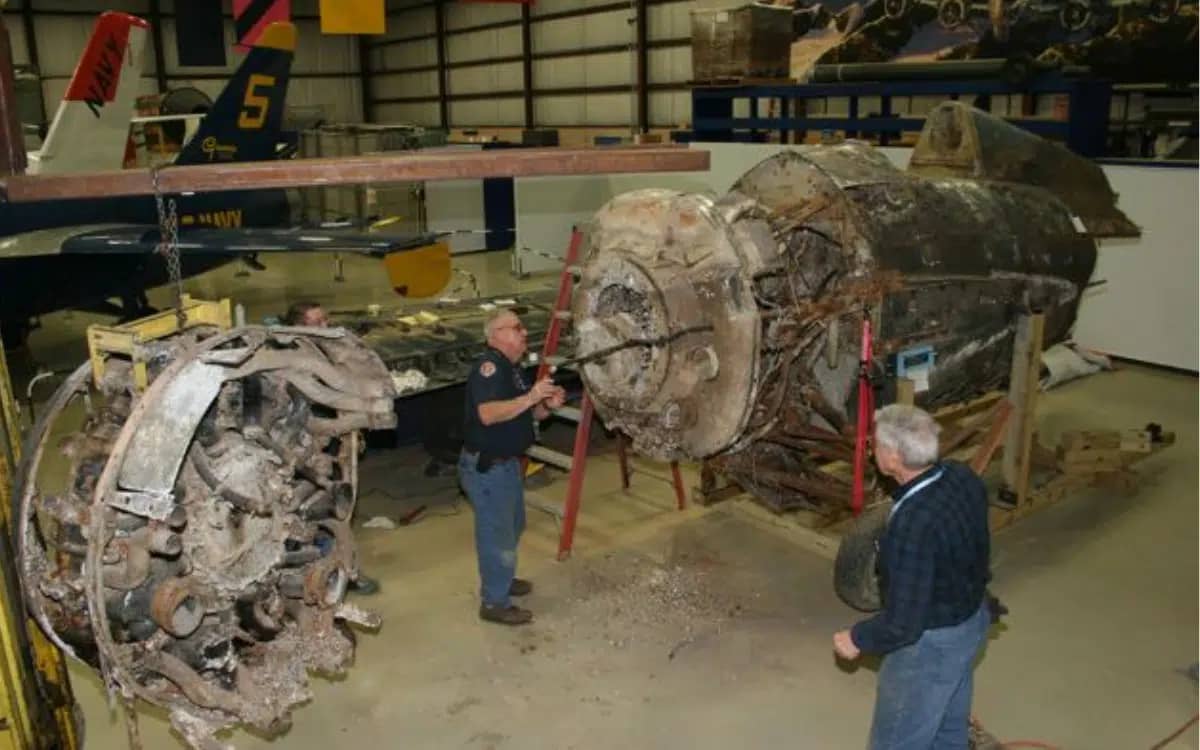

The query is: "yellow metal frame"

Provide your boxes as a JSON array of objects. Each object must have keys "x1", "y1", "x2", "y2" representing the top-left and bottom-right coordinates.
[
  {"x1": 87, "y1": 295, "x2": 233, "y2": 391},
  {"x1": 0, "y1": 297, "x2": 231, "y2": 747},
  {"x1": 0, "y1": 337, "x2": 80, "y2": 749}
]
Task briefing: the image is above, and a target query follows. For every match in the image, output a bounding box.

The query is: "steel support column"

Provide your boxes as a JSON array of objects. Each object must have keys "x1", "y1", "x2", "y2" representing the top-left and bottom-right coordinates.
[
  {"x1": 521, "y1": 3, "x2": 533, "y2": 129},
  {"x1": 147, "y1": 0, "x2": 169, "y2": 93},
  {"x1": 434, "y1": 0, "x2": 449, "y2": 129},
  {"x1": 358, "y1": 37, "x2": 373, "y2": 123},
  {"x1": 636, "y1": 0, "x2": 648, "y2": 133}
]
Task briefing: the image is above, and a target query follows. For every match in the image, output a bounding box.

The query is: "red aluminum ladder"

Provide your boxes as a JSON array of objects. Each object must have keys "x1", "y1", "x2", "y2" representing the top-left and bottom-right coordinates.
[{"x1": 529, "y1": 228, "x2": 688, "y2": 561}]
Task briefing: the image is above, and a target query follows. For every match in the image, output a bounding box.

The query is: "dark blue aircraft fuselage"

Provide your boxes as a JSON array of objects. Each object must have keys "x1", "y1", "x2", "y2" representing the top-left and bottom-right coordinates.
[
  {"x1": 1, "y1": 22, "x2": 307, "y2": 345},
  {"x1": 0, "y1": 187, "x2": 290, "y2": 337}
]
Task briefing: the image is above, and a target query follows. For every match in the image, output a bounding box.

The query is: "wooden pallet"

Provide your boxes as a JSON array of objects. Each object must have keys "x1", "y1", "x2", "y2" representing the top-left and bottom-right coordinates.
[
  {"x1": 761, "y1": 424, "x2": 1174, "y2": 552},
  {"x1": 694, "y1": 313, "x2": 1175, "y2": 549},
  {"x1": 987, "y1": 428, "x2": 1174, "y2": 531}
]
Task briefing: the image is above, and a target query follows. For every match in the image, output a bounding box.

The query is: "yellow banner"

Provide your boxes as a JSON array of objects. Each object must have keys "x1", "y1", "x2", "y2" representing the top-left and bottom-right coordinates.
[{"x1": 319, "y1": 0, "x2": 385, "y2": 34}]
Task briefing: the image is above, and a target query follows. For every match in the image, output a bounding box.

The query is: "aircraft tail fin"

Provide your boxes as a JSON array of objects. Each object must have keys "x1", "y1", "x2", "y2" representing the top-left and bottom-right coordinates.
[
  {"x1": 29, "y1": 12, "x2": 150, "y2": 175},
  {"x1": 175, "y1": 22, "x2": 296, "y2": 166}
]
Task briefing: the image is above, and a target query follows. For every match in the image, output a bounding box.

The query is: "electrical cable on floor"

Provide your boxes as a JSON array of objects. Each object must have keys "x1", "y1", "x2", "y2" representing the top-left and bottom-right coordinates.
[
  {"x1": 972, "y1": 710, "x2": 1200, "y2": 750},
  {"x1": 399, "y1": 502, "x2": 463, "y2": 523},
  {"x1": 1148, "y1": 712, "x2": 1199, "y2": 750},
  {"x1": 358, "y1": 486, "x2": 462, "y2": 526}
]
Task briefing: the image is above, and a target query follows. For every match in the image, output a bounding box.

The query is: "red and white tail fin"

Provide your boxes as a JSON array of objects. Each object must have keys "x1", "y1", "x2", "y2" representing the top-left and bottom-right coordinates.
[{"x1": 28, "y1": 12, "x2": 150, "y2": 175}]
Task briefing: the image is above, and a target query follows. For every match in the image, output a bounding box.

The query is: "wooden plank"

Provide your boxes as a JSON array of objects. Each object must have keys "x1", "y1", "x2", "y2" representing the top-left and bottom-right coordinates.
[
  {"x1": 942, "y1": 397, "x2": 1012, "y2": 456},
  {"x1": 1029, "y1": 436, "x2": 1059, "y2": 469},
  {"x1": 932, "y1": 390, "x2": 1005, "y2": 423},
  {"x1": 695, "y1": 462, "x2": 743, "y2": 506},
  {"x1": 1119, "y1": 429, "x2": 1152, "y2": 453},
  {"x1": 1002, "y1": 314, "x2": 1045, "y2": 506},
  {"x1": 1059, "y1": 429, "x2": 1121, "y2": 452},
  {"x1": 969, "y1": 400, "x2": 1012, "y2": 475},
  {"x1": 0, "y1": 147, "x2": 711, "y2": 202},
  {"x1": 1060, "y1": 447, "x2": 1125, "y2": 472}
]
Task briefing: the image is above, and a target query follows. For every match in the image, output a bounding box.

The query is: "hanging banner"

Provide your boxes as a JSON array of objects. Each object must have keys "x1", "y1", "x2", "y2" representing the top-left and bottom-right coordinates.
[
  {"x1": 319, "y1": 0, "x2": 385, "y2": 34},
  {"x1": 234, "y1": 0, "x2": 291, "y2": 51},
  {"x1": 176, "y1": 1, "x2": 226, "y2": 66}
]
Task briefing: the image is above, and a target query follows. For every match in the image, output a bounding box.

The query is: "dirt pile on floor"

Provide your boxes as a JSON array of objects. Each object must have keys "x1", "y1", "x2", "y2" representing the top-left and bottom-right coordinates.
[{"x1": 539, "y1": 547, "x2": 753, "y2": 656}]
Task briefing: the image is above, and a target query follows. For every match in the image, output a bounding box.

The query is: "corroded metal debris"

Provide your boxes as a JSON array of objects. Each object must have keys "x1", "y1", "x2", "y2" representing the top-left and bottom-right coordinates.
[
  {"x1": 574, "y1": 102, "x2": 1138, "y2": 512},
  {"x1": 17, "y1": 324, "x2": 395, "y2": 749}
]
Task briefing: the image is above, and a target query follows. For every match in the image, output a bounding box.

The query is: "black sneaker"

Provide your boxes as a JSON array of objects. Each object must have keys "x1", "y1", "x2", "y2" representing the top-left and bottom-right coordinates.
[
  {"x1": 479, "y1": 604, "x2": 533, "y2": 626},
  {"x1": 509, "y1": 578, "x2": 533, "y2": 597},
  {"x1": 350, "y1": 574, "x2": 380, "y2": 596}
]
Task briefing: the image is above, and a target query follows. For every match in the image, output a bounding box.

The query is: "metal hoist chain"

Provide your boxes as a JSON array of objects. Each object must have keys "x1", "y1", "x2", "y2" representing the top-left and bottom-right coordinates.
[{"x1": 151, "y1": 166, "x2": 186, "y2": 328}]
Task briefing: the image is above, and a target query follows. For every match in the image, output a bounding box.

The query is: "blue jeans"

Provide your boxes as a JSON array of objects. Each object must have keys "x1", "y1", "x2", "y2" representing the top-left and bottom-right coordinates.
[
  {"x1": 458, "y1": 451, "x2": 526, "y2": 608},
  {"x1": 868, "y1": 603, "x2": 990, "y2": 750}
]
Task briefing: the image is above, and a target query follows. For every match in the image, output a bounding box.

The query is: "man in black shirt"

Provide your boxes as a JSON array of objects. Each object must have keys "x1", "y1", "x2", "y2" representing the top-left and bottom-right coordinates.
[
  {"x1": 834, "y1": 404, "x2": 992, "y2": 749},
  {"x1": 460, "y1": 309, "x2": 564, "y2": 626}
]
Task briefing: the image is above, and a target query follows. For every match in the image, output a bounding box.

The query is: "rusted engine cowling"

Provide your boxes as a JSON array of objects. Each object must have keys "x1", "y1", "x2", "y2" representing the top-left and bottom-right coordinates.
[
  {"x1": 17, "y1": 324, "x2": 396, "y2": 749},
  {"x1": 574, "y1": 103, "x2": 1134, "y2": 511}
]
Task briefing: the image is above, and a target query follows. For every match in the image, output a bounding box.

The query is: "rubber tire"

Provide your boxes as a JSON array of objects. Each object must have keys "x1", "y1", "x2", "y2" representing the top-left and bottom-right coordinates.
[{"x1": 833, "y1": 501, "x2": 891, "y2": 612}]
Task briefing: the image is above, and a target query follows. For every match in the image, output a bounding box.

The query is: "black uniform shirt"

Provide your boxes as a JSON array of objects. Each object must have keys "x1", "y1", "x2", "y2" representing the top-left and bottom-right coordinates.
[{"x1": 463, "y1": 346, "x2": 534, "y2": 457}]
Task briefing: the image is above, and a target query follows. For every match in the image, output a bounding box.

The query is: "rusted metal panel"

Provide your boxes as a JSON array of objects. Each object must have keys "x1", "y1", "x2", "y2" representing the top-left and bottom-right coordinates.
[
  {"x1": 16, "y1": 325, "x2": 397, "y2": 748},
  {"x1": 572, "y1": 188, "x2": 765, "y2": 461},
  {"x1": 118, "y1": 359, "x2": 227, "y2": 496},
  {"x1": 0, "y1": 146, "x2": 712, "y2": 203},
  {"x1": 574, "y1": 103, "x2": 1139, "y2": 513},
  {"x1": 908, "y1": 102, "x2": 1140, "y2": 238}
]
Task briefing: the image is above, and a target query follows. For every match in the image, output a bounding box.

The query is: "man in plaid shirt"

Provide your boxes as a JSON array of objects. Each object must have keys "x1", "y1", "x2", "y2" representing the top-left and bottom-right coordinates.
[{"x1": 834, "y1": 404, "x2": 992, "y2": 750}]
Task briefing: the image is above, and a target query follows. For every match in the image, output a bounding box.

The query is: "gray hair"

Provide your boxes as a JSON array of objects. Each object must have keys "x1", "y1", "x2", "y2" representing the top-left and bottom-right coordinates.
[
  {"x1": 874, "y1": 404, "x2": 941, "y2": 469},
  {"x1": 483, "y1": 309, "x2": 514, "y2": 340}
]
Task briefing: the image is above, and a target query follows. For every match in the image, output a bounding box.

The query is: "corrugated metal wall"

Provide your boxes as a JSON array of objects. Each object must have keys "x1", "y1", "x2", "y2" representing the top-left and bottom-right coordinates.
[
  {"x1": 4, "y1": 0, "x2": 365, "y2": 125},
  {"x1": 369, "y1": 4, "x2": 441, "y2": 125},
  {"x1": 0, "y1": 0, "x2": 759, "y2": 131},
  {"x1": 369, "y1": 0, "x2": 707, "y2": 130}
]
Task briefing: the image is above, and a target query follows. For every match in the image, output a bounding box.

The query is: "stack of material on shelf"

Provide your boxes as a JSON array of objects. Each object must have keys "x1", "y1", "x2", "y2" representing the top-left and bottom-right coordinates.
[{"x1": 691, "y1": 4, "x2": 793, "y2": 82}]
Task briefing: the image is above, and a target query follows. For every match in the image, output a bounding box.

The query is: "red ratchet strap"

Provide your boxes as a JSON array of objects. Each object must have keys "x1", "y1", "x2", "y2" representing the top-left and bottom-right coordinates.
[{"x1": 851, "y1": 314, "x2": 874, "y2": 517}]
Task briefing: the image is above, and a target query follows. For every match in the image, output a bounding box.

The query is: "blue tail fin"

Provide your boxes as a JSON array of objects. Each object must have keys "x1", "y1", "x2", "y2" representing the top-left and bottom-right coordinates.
[{"x1": 176, "y1": 22, "x2": 294, "y2": 165}]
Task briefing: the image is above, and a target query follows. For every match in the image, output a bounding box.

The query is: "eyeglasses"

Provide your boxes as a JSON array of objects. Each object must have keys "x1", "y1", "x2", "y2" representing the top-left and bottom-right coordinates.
[{"x1": 495, "y1": 323, "x2": 526, "y2": 333}]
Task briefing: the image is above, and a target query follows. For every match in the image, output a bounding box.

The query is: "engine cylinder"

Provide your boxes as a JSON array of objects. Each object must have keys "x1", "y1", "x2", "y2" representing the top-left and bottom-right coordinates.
[{"x1": 17, "y1": 324, "x2": 394, "y2": 747}]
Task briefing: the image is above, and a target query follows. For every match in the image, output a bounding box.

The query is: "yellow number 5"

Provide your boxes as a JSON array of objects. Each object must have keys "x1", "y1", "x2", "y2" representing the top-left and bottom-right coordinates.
[{"x1": 238, "y1": 74, "x2": 275, "y2": 130}]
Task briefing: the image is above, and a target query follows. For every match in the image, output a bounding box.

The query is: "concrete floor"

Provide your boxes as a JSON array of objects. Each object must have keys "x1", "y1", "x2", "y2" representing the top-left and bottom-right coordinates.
[{"x1": 10, "y1": 252, "x2": 1196, "y2": 749}]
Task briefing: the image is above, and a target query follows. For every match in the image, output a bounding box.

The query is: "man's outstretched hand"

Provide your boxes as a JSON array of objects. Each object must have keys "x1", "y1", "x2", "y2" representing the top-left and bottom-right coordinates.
[{"x1": 833, "y1": 629, "x2": 860, "y2": 661}]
